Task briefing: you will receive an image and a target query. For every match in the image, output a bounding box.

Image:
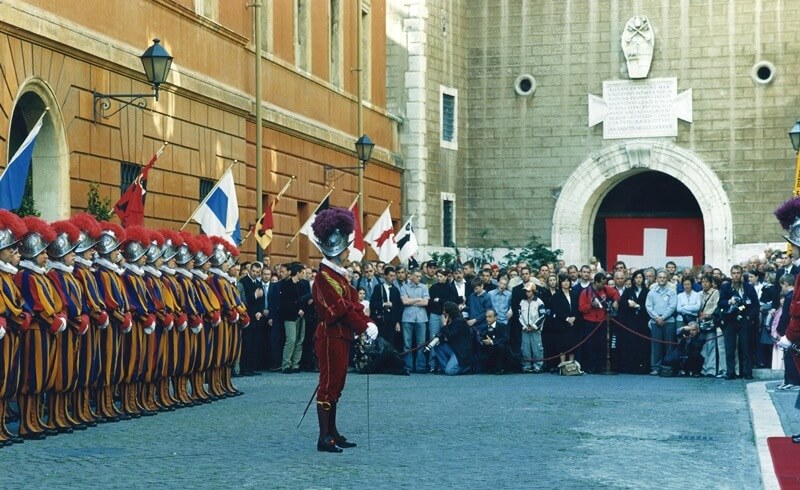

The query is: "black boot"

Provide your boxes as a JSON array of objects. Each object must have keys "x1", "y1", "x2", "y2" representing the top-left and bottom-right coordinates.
[
  {"x1": 329, "y1": 402, "x2": 356, "y2": 448},
  {"x1": 316, "y1": 403, "x2": 342, "y2": 453}
]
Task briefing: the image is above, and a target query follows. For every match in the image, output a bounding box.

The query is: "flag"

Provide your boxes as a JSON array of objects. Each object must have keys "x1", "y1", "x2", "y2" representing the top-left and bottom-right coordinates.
[
  {"x1": 191, "y1": 168, "x2": 242, "y2": 245},
  {"x1": 253, "y1": 202, "x2": 275, "y2": 250},
  {"x1": 395, "y1": 216, "x2": 418, "y2": 263},
  {"x1": 348, "y1": 200, "x2": 365, "y2": 263},
  {"x1": 0, "y1": 112, "x2": 45, "y2": 211},
  {"x1": 364, "y1": 206, "x2": 398, "y2": 263},
  {"x1": 298, "y1": 196, "x2": 330, "y2": 238},
  {"x1": 114, "y1": 143, "x2": 165, "y2": 227}
]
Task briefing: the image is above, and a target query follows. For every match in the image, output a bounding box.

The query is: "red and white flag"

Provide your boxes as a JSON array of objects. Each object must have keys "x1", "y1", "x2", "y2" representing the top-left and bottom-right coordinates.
[
  {"x1": 364, "y1": 205, "x2": 398, "y2": 263},
  {"x1": 114, "y1": 142, "x2": 166, "y2": 227},
  {"x1": 348, "y1": 197, "x2": 365, "y2": 262}
]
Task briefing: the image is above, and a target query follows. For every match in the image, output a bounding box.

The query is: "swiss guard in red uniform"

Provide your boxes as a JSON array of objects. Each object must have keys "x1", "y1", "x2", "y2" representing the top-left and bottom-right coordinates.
[
  {"x1": 310, "y1": 207, "x2": 378, "y2": 453},
  {"x1": 775, "y1": 196, "x2": 800, "y2": 444}
]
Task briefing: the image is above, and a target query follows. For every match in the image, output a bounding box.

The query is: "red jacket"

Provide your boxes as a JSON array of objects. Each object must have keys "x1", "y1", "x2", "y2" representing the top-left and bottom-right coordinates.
[
  {"x1": 312, "y1": 263, "x2": 370, "y2": 341},
  {"x1": 578, "y1": 285, "x2": 620, "y2": 323},
  {"x1": 787, "y1": 273, "x2": 800, "y2": 342}
]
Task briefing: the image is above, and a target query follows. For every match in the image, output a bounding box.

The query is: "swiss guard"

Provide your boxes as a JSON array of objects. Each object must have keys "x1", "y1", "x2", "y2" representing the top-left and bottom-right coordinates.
[
  {"x1": 775, "y1": 196, "x2": 800, "y2": 444},
  {"x1": 187, "y1": 234, "x2": 222, "y2": 402},
  {"x1": 310, "y1": 207, "x2": 378, "y2": 453},
  {"x1": 0, "y1": 210, "x2": 28, "y2": 444}
]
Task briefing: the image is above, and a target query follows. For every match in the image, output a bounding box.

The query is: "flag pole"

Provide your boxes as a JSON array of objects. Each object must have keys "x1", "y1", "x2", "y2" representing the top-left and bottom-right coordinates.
[
  {"x1": 180, "y1": 159, "x2": 240, "y2": 231},
  {"x1": 347, "y1": 193, "x2": 361, "y2": 211},
  {"x1": 285, "y1": 187, "x2": 334, "y2": 249},
  {"x1": 0, "y1": 108, "x2": 48, "y2": 182}
]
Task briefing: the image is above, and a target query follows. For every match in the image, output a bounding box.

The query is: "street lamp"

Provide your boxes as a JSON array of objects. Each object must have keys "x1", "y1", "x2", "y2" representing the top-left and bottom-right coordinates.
[
  {"x1": 323, "y1": 134, "x2": 375, "y2": 186},
  {"x1": 789, "y1": 120, "x2": 800, "y2": 153},
  {"x1": 93, "y1": 38, "x2": 174, "y2": 123}
]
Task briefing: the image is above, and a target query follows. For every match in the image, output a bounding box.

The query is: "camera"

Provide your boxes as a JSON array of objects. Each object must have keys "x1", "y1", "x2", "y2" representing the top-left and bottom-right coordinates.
[
  {"x1": 725, "y1": 301, "x2": 746, "y2": 322},
  {"x1": 698, "y1": 319, "x2": 715, "y2": 332}
]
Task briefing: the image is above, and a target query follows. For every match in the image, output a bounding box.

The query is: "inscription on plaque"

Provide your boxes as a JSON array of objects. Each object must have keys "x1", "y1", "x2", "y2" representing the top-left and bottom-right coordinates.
[{"x1": 588, "y1": 78, "x2": 692, "y2": 140}]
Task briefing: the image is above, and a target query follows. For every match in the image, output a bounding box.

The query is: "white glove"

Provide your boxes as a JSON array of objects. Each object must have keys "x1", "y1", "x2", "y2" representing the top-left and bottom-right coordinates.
[
  {"x1": 778, "y1": 335, "x2": 793, "y2": 349},
  {"x1": 0, "y1": 326, "x2": 5, "y2": 340},
  {"x1": 58, "y1": 316, "x2": 67, "y2": 333},
  {"x1": 165, "y1": 320, "x2": 174, "y2": 332},
  {"x1": 100, "y1": 317, "x2": 109, "y2": 329},
  {"x1": 365, "y1": 322, "x2": 378, "y2": 341},
  {"x1": 177, "y1": 321, "x2": 188, "y2": 332},
  {"x1": 190, "y1": 325, "x2": 203, "y2": 334},
  {"x1": 424, "y1": 337, "x2": 440, "y2": 352}
]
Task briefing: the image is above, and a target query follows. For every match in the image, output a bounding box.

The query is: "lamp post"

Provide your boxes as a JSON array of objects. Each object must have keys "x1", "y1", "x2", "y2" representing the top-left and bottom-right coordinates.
[
  {"x1": 93, "y1": 38, "x2": 174, "y2": 122},
  {"x1": 322, "y1": 134, "x2": 375, "y2": 190},
  {"x1": 789, "y1": 120, "x2": 800, "y2": 153}
]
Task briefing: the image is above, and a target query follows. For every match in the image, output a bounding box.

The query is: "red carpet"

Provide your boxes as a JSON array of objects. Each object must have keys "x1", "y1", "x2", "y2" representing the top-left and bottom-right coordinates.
[{"x1": 768, "y1": 437, "x2": 800, "y2": 489}]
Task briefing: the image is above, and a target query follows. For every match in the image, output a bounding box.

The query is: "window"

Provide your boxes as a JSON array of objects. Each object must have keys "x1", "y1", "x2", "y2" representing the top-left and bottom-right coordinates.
[
  {"x1": 199, "y1": 178, "x2": 214, "y2": 202},
  {"x1": 257, "y1": 0, "x2": 272, "y2": 53},
  {"x1": 120, "y1": 161, "x2": 140, "y2": 193},
  {"x1": 360, "y1": 2, "x2": 372, "y2": 101},
  {"x1": 295, "y1": 0, "x2": 311, "y2": 71},
  {"x1": 440, "y1": 86, "x2": 458, "y2": 149},
  {"x1": 329, "y1": 0, "x2": 343, "y2": 87},
  {"x1": 194, "y1": 0, "x2": 219, "y2": 22},
  {"x1": 442, "y1": 193, "x2": 455, "y2": 247}
]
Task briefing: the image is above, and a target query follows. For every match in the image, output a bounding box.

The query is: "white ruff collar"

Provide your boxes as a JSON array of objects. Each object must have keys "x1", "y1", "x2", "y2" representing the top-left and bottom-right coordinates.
[
  {"x1": 159, "y1": 265, "x2": 177, "y2": 276},
  {"x1": 191, "y1": 269, "x2": 209, "y2": 281},
  {"x1": 124, "y1": 263, "x2": 145, "y2": 276},
  {"x1": 48, "y1": 261, "x2": 74, "y2": 274},
  {"x1": 321, "y1": 258, "x2": 348, "y2": 277},
  {"x1": 209, "y1": 267, "x2": 234, "y2": 283},
  {"x1": 142, "y1": 265, "x2": 162, "y2": 278},
  {"x1": 0, "y1": 260, "x2": 18, "y2": 274},
  {"x1": 74, "y1": 256, "x2": 94, "y2": 268},
  {"x1": 95, "y1": 257, "x2": 124, "y2": 275},
  {"x1": 19, "y1": 260, "x2": 47, "y2": 275},
  {"x1": 175, "y1": 268, "x2": 193, "y2": 278}
]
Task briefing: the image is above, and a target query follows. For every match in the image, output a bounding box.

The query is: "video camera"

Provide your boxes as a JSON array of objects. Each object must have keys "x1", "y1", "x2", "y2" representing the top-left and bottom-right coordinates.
[
  {"x1": 698, "y1": 319, "x2": 715, "y2": 332},
  {"x1": 725, "y1": 296, "x2": 747, "y2": 322}
]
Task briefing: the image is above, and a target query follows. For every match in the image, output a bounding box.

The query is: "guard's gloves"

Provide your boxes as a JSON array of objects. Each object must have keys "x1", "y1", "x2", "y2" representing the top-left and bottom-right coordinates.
[
  {"x1": 210, "y1": 311, "x2": 221, "y2": 327},
  {"x1": 190, "y1": 315, "x2": 203, "y2": 334},
  {"x1": 76, "y1": 314, "x2": 90, "y2": 335},
  {"x1": 49, "y1": 314, "x2": 67, "y2": 335},
  {"x1": 241, "y1": 312, "x2": 251, "y2": 328},
  {"x1": 365, "y1": 322, "x2": 378, "y2": 341},
  {"x1": 0, "y1": 317, "x2": 6, "y2": 340},
  {"x1": 778, "y1": 335, "x2": 793, "y2": 349},
  {"x1": 121, "y1": 313, "x2": 133, "y2": 333},
  {"x1": 17, "y1": 312, "x2": 32, "y2": 333},
  {"x1": 163, "y1": 312, "x2": 175, "y2": 331},
  {"x1": 227, "y1": 310, "x2": 240, "y2": 323},
  {"x1": 176, "y1": 312, "x2": 188, "y2": 332},
  {"x1": 94, "y1": 311, "x2": 109, "y2": 329},
  {"x1": 144, "y1": 314, "x2": 156, "y2": 335}
]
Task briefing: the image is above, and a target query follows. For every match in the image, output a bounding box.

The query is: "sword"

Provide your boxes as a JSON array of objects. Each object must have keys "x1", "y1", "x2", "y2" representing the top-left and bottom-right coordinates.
[{"x1": 296, "y1": 385, "x2": 319, "y2": 429}]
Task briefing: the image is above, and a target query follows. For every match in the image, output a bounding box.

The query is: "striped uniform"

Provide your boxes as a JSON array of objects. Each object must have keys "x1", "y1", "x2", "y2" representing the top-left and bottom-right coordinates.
[
  {"x1": 159, "y1": 268, "x2": 184, "y2": 380},
  {"x1": 0, "y1": 266, "x2": 28, "y2": 439},
  {"x1": 175, "y1": 269, "x2": 203, "y2": 400},
  {"x1": 94, "y1": 263, "x2": 130, "y2": 387},
  {"x1": 72, "y1": 260, "x2": 107, "y2": 423},
  {"x1": 207, "y1": 269, "x2": 245, "y2": 395}
]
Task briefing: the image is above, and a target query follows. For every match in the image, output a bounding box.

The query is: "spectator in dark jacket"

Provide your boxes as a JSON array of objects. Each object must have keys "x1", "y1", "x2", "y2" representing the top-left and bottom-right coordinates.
[
  {"x1": 370, "y1": 266, "x2": 403, "y2": 346},
  {"x1": 434, "y1": 302, "x2": 474, "y2": 375}
]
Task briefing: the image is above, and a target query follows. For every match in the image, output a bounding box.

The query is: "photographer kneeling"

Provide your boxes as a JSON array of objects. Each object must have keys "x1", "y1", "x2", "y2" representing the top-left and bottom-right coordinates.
[
  {"x1": 661, "y1": 321, "x2": 705, "y2": 376},
  {"x1": 480, "y1": 309, "x2": 515, "y2": 374},
  {"x1": 426, "y1": 301, "x2": 474, "y2": 376}
]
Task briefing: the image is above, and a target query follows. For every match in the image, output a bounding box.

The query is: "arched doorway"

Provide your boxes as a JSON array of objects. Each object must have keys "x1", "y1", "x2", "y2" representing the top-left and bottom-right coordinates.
[
  {"x1": 7, "y1": 77, "x2": 70, "y2": 220},
  {"x1": 593, "y1": 171, "x2": 703, "y2": 269},
  {"x1": 552, "y1": 141, "x2": 733, "y2": 268}
]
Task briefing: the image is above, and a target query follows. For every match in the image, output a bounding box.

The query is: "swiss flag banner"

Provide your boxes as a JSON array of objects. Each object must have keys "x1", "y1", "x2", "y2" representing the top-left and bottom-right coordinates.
[{"x1": 605, "y1": 217, "x2": 704, "y2": 270}]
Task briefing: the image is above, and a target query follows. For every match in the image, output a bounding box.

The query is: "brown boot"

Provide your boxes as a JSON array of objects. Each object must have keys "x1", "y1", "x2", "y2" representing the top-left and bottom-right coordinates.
[{"x1": 17, "y1": 395, "x2": 46, "y2": 440}]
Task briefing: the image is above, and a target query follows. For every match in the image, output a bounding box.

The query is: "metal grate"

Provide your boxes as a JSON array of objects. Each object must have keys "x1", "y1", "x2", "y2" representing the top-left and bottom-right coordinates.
[
  {"x1": 442, "y1": 93, "x2": 455, "y2": 142},
  {"x1": 198, "y1": 178, "x2": 214, "y2": 203},
  {"x1": 442, "y1": 199, "x2": 454, "y2": 247},
  {"x1": 120, "y1": 161, "x2": 140, "y2": 193}
]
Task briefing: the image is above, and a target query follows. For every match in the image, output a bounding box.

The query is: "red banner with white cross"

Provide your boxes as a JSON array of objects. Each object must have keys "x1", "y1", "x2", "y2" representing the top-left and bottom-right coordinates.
[{"x1": 605, "y1": 217, "x2": 704, "y2": 270}]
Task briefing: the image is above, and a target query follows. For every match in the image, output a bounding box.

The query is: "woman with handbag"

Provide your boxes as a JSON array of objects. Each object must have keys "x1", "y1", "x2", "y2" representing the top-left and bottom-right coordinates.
[{"x1": 698, "y1": 274, "x2": 723, "y2": 377}]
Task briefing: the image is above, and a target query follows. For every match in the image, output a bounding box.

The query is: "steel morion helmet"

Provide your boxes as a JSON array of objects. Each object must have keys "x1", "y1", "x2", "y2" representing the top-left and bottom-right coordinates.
[
  {"x1": 47, "y1": 221, "x2": 81, "y2": 259},
  {"x1": 776, "y1": 196, "x2": 800, "y2": 248},
  {"x1": 175, "y1": 232, "x2": 196, "y2": 266},
  {"x1": 96, "y1": 222, "x2": 126, "y2": 256},
  {"x1": 70, "y1": 213, "x2": 103, "y2": 254},
  {"x1": 160, "y1": 229, "x2": 184, "y2": 262},
  {"x1": 311, "y1": 207, "x2": 355, "y2": 258},
  {"x1": 19, "y1": 217, "x2": 57, "y2": 259},
  {"x1": 120, "y1": 225, "x2": 150, "y2": 263},
  {"x1": 192, "y1": 234, "x2": 213, "y2": 266},
  {"x1": 208, "y1": 236, "x2": 230, "y2": 267},
  {"x1": 0, "y1": 210, "x2": 27, "y2": 250},
  {"x1": 146, "y1": 229, "x2": 165, "y2": 264}
]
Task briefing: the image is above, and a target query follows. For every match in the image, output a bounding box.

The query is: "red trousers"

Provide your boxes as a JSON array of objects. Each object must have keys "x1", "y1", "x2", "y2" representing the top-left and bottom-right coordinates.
[{"x1": 315, "y1": 336, "x2": 349, "y2": 404}]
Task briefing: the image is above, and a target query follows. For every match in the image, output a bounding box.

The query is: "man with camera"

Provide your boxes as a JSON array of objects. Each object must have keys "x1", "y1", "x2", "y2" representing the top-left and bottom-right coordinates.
[
  {"x1": 369, "y1": 266, "x2": 402, "y2": 347},
  {"x1": 718, "y1": 265, "x2": 759, "y2": 380},
  {"x1": 427, "y1": 301, "x2": 474, "y2": 376},
  {"x1": 578, "y1": 272, "x2": 620, "y2": 374},
  {"x1": 479, "y1": 309, "x2": 514, "y2": 374}
]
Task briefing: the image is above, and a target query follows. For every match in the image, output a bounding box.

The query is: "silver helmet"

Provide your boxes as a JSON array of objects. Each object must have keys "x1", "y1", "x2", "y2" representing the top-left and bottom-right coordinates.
[
  {"x1": 194, "y1": 249, "x2": 210, "y2": 266},
  {"x1": 121, "y1": 240, "x2": 148, "y2": 263},
  {"x1": 74, "y1": 230, "x2": 99, "y2": 254},
  {"x1": 47, "y1": 232, "x2": 78, "y2": 259},
  {"x1": 209, "y1": 242, "x2": 228, "y2": 267},
  {"x1": 315, "y1": 228, "x2": 352, "y2": 258},
  {"x1": 161, "y1": 238, "x2": 178, "y2": 262},
  {"x1": 175, "y1": 243, "x2": 193, "y2": 266},
  {"x1": 19, "y1": 232, "x2": 49, "y2": 259},
  {"x1": 95, "y1": 231, "x2": 122, "y2": 255},
  {"x1": 145, "y1": 240, "x2": 163, "y2": 263},
  {"x1": 0, "y1": 228, "x2": 18, "y2": 250}
]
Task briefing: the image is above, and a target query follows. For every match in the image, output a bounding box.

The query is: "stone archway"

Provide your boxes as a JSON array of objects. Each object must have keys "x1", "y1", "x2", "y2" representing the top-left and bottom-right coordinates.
[
  {"x1": 7, "y1": 77, "x2": 70, "y2": 220},
  {"x1": 551, "y1": 141, "x2": 733, "y2": 268}
]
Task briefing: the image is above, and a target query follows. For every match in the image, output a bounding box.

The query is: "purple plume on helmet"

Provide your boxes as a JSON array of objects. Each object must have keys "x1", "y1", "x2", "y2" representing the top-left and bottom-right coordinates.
[
  {"x1": 775, "y1": 196, "x2": 800, "y2": 230},
  {"x1": 312, "y1": 207, "x2": 354, "y2": 240}
]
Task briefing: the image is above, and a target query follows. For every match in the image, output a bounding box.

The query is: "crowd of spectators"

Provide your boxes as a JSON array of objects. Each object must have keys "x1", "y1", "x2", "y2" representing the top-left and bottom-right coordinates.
[{"x1": 231, "y1": 248, "x2": 799, "y2": 386}]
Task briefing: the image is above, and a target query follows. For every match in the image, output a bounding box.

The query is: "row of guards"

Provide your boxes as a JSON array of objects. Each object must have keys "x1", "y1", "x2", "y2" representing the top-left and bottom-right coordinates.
[{"x1": 0, "y1": 210, "x2": 250, "y2": 445}]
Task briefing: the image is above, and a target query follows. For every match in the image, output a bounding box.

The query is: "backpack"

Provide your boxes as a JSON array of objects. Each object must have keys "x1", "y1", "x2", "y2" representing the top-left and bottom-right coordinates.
[{"x1": 558, "y1": 360, "x2": 583, "y2": 376}]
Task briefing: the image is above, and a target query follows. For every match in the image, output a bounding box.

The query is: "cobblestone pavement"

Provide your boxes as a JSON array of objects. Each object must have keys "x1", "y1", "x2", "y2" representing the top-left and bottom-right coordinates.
[
  {"x1": 768, "y1": 380, "x2": 800, "y2": 436},
  {"x1": 0, "y1": 373, "x2": 761, "y2": 489}
]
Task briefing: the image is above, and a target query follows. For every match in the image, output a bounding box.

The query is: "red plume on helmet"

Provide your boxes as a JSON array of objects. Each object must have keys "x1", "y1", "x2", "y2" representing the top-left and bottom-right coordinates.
[
  {"x1": 122, "y1": 225, "x2": 151, "y2": 246},
  {"x1": 22, "y1": 216, "x2": 56, "y2": 242},
  {"x1": 99, "y1": 221, "x2": 127, "y2": 243},
  {"x1": 50, "y1": 220, "x2": 81, "y2": 243},
  {"x1": 0, "y1": 210, "x2": 27, "y2": 240},
  {"x1": 70, "y1": 213, "x2": 102, "y2": 240},
  {"x1": 149, "y1": 229, "x2": 165, "y2": 247},
  {"x1": 160, "y1": 229, "x2": 184, "y2": 248},
  {"x1": 180, "y1": 231, "x2": 198, "y2": 254},
  {"x1": 193, "y1": 234, "x2": 213, "y2": 257},
  {"x1": 210, "y1": 235, "x2": 239, "y2": 256}
]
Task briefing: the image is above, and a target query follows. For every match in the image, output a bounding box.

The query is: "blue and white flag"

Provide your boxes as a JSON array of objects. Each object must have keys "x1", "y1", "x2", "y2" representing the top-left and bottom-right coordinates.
[
  {"x1": 191, "y1": 168, "x2": 241, "y2": 245},
  {"x1": 0, "y1": 112, "x2": 45, "y2": 210}
]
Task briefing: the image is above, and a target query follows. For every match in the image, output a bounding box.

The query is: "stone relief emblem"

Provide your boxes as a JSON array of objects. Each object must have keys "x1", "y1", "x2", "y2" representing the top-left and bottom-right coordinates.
[{"x1": 621, "y1": 16, "x2": 654, "y2": 79}]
